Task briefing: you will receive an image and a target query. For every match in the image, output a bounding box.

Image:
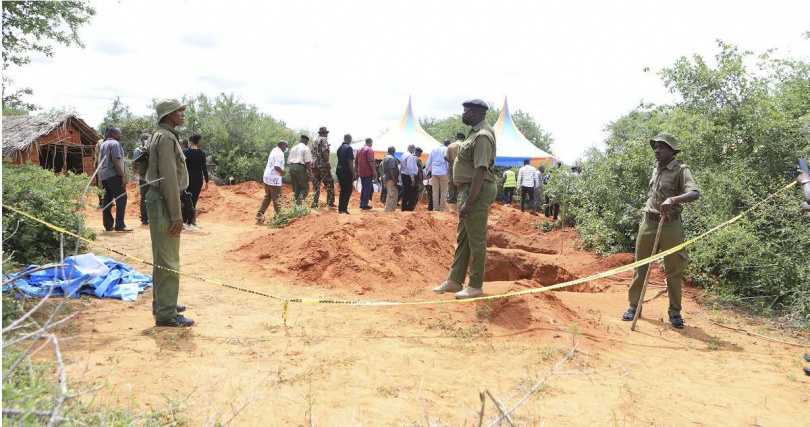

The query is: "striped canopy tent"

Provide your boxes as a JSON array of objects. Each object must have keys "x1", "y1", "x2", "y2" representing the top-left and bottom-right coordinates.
[
  {"x1": 493, "y1": 97, "x2": 555, "y2": 167},
  {"x1": 352, "y1": 97, "x2": 440, "y2": 161}
]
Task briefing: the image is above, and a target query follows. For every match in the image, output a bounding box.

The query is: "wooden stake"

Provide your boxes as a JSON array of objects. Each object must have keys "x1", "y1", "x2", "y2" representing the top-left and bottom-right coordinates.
[{"x1": 630, "y1": 216, "x2": 665, "y2": 331}]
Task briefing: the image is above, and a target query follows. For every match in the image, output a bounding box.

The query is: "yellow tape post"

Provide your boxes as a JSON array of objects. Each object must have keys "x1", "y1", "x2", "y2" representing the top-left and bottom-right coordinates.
[{"x1": 2, "y1": 180, "x2": 796, "y2": 311}]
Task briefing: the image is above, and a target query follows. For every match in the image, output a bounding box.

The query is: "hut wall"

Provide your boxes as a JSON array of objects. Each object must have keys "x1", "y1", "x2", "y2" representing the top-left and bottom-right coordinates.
[{"x1": 34, "y1": 123, "x2": 93, "y2": 174}]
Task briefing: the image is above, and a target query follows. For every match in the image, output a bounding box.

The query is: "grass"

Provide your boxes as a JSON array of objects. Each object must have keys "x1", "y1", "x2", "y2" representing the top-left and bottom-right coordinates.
[
  {"x1": 476, "y1": 301, "x2": 494, "y2": 320},
  {"x1": 269, "y1": 204, "x2": 312, "y2": 229},
  {"x1": 707, "y1": 336, "x2": 721, "y2": 350},
  {"x1": 376, "y1": 385, "x2": 400, "y2": 398},
  {"x1": 3, "y1": 345, "x2": 187, "y2": 426},
  {"x1": 3, "y1": 294, "x2": 187, "y2": 426},
  {"x1": 426, "y1": 320, "x2": 491, "y2": 339}
]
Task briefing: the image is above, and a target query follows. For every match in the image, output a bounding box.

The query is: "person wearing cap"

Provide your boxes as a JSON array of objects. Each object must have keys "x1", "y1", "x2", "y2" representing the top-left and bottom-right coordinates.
[
  {"x1": 145, "y1": 99, "x2": 193, "y2": 327},
  {"x1": 132, "y1": 132, "x2": 151, "y2": 225},
  {"x1": 288, "y1": 135, "x2": 313, "y2": 205},
  {"x1": 433, "y1": 99, "x2": 497, "y2": 299},
  {"x1": 256, "y1": 140, "x2": 288, "y2": 222},
  {"x1": 311, "y1": 126, "x2": 336, "y2": 208},
  {"x1": 622, "y1": 132, "x2": 699, "y2": 329},
  {"x1": 445, "y1": 132, "x2": 465, "y2": 214}
]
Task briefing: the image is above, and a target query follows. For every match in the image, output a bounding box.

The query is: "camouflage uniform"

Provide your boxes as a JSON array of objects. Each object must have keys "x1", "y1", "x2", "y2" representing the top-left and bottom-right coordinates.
[{"x1": 310, "y1": 135, "x2": 335, "y2": 207}]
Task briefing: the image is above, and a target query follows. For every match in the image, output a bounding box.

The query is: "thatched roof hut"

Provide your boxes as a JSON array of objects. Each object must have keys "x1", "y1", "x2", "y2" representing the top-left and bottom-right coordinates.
[{"x1": 2, "y1": 114, "x2": 101, "y2": 174}]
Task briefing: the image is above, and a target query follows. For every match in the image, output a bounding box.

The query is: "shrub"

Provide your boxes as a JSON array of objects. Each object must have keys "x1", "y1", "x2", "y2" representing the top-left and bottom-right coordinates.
[
  {"x1": 270, "y1": 203, "x2": 311, "y2": 229},
  {"x1": 564, "y1": 41, "x2": 810, "y2": 322},
  {"x1": 2, "y1": 163, "x2": 96, "y2": 265}
]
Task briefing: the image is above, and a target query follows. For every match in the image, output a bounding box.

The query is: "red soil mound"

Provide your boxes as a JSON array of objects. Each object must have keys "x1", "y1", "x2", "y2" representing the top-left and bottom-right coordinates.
[{"x1": 233, "y1": 211, "x2": 457, "y2": 293}]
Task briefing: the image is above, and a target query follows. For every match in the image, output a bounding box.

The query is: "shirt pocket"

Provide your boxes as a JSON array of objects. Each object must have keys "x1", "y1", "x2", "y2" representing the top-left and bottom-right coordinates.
[{"x1": 659, "y1": 176, "x2": 678, "y2": 198}]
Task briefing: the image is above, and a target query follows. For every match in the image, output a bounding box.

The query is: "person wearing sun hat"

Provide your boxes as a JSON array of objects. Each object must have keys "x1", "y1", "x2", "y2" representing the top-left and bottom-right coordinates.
[
  {"x1": 145, "y1": 98, "x2": 194, "y2": 328},
  {"x1": 621, "y1": 132, "x2": 699, "y2": 329}
]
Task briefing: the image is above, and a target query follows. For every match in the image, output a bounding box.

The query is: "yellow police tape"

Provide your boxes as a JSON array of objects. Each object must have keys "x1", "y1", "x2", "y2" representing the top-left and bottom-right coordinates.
[{"x1": 1, "y1": 181, "x2": 798, "y2": 313}]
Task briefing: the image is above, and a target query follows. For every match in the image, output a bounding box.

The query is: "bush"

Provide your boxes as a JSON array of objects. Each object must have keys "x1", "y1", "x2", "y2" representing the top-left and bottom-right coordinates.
[
  {"x1": 2, "y1": 163, "x2": 96, "y2": 265},
  {"x1": 564, "y1": 41, "x2": 810, "y2": 322},
  {"x1": 270, "y1": 203, "x2": 312, "y2": 229}
]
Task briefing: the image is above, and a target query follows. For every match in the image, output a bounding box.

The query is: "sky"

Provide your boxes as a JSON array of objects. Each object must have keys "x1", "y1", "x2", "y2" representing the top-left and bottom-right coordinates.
[{"x1": 8, "y1": 0, "x2": 810, "y2": 163}]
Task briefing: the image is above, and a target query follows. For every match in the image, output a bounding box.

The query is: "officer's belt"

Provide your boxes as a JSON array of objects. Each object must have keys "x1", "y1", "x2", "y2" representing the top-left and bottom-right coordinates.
[{"x1": 644, "y1": 212, "x2": 681, "y2": 222}]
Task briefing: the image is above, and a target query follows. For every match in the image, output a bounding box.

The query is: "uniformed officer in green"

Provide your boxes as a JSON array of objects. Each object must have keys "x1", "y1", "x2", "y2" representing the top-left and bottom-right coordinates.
[
  {"x1": 622, "y1": 133, "x2": 699, "y2": 329},
  {"x1": 145, "y1": 99, "x2": 194, "y2": 327},
  {"x1": 433, "y1": 99, "x2": 497, "y2": 299}
]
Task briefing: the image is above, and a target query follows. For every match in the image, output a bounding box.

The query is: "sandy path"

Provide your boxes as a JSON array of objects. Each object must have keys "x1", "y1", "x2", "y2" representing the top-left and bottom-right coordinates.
[{"x1": 58, "y1": 182, "x2": 809, "y2": 425}]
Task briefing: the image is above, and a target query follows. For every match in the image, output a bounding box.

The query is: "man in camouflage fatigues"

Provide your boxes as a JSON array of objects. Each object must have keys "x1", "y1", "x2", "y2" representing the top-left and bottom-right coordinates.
[{"x1": 310, "y1": 126, "x2": 335, "y2": 208}]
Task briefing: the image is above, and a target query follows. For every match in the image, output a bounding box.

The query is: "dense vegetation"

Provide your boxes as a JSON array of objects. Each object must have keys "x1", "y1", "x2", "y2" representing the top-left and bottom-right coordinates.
[
  {"x1": 97, "y1": 93, "x2": 302, "y2": 183},
  {"x1": 2, "y1": 163, "x2": 95, "y2": 265},
  {"x1": 558, "y1": 41, "x2": 810, "y2": 323}
]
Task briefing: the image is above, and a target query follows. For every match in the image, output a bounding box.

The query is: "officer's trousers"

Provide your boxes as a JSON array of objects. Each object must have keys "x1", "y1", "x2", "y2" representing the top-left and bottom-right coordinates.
[
  {"x1": 146, "y1": 189, "x2": 181, "y2": 322},
  {"x1": 628, "y1": 215, "x2": 687, "y2": 317},
  {"x1": 289, "y1": 163, "x2": 309, "y2": 205},
  {"x1": 447, "y1": 181, "x2": 497, "y2": 289},
  {"x1": 311, "y1": 167, "x2": 335, "y2": 207}
]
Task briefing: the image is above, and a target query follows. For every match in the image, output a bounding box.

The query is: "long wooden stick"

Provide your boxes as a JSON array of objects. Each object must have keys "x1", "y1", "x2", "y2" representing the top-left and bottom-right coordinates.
[{"x1": 631, "y1": 216, "x2": 665, "y2": 331}]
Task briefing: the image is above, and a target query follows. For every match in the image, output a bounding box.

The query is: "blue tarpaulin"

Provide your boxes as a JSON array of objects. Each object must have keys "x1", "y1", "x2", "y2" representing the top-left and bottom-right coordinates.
[{"x1": 2, "y1": 254, "x2": 152, "y2": 301}]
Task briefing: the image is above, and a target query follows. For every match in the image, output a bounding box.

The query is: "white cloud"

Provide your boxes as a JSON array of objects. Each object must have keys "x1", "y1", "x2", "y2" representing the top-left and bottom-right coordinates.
[{"x1": 7, "y1": 0, "x2": 809, "y2": 163}]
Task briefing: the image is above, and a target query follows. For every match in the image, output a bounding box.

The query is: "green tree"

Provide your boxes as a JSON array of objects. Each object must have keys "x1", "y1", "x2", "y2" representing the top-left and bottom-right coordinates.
[
  {"x1": 567, "y1": 40, "x2": 810, "y2": 321},
  {"x1": 98, "y1": 97, "x2": 154, "y2": 155},
  {"x1": 2, "y1": 1, "x2": 95, "y2": 109},
  {"x1": 183, "y1": 93, "x2": 299, "y2": 182},
  {"x1": 420, "y1": 107, "x2": 554, "y2": 153}
]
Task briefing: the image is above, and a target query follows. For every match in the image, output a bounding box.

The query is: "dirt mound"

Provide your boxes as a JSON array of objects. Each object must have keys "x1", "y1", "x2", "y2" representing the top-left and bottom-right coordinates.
[{"x1": 233, "y1": 211, "x2": 457, "y2": 294}]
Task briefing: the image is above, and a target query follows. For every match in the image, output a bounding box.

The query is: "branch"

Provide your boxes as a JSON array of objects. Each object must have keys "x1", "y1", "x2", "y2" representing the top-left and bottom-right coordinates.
[
  {"x1": 2, "y1": 263, "x2": 66, "y2": 286},
  {"x1": 485, "y1": 389, "x2": 515, "y2": 427},
  {"x1": 3, "y1": 311, "x2": 79, "y2": 349},
  {"x1": 487, "y1": 345, "x2": 579, "y2": 427},
  {"x1": 47, "y1": 335, "x2": 67, "y2": 427},
  {"x1": 710, "y1": 321, "x2": 805, "y2": 347},
  {"x1": 3, "y1": 219, "x2": 21, "y2": 242},
  {"x1": 2, "y1": 409, "x2": 75, "y2": 424}
]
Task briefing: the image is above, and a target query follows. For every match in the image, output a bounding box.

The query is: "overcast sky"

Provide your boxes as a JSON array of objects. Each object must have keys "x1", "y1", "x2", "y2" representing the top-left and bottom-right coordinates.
[{"x1": 9, "y1": 0, "x2": 810, "y2": 163}]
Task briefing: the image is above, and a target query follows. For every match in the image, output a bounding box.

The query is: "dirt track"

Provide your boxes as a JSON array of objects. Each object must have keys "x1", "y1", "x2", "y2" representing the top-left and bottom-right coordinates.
[{"x1": 61, "y1": 182, "x2": 808, "y2": 425}]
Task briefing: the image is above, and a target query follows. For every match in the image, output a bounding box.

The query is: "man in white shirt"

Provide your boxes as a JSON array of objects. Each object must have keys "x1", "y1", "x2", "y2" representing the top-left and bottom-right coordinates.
[
  {"x1": 288, "y1": 135, "x2": 312, "y2": 205},
  {"x1": 256, "y1": 140, "x2": 288, "y2": 223},
  {"x1": 400, "y1": 144, "x2": 418, "y2": 211},
  {"x1": 516, "y1": 159, "x2": 538, "y2": 215},
  {"x1": 426, "y1": 140, "x2": 450, "y2": 211}
]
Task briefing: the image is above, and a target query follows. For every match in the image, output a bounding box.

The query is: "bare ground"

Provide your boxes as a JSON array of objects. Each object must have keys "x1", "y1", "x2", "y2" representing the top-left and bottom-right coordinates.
[{"x1": 54, "y1": 182, "x2": 809, "y2": 425}]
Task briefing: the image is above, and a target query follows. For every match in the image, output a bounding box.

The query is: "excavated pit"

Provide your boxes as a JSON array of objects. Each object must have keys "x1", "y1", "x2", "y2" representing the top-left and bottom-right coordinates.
[
  {"x1": 487, "y1": 231, "x2": 558, "y2": 255},
  {"x1": 484, "y1": 248, "x2": 607, "y2": 293}
]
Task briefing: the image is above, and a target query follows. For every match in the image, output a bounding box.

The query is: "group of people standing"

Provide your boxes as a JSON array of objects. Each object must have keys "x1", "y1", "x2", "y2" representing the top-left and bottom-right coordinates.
[
  {"x1": 254, "y1": 127, "x2": 470, "y2": 219},
  {"x1": 95, "y1": 125, "x2": 209, "y2": 233},
  {"x1": 501, "y1": 162, "x2": 568, "y2": 218}
]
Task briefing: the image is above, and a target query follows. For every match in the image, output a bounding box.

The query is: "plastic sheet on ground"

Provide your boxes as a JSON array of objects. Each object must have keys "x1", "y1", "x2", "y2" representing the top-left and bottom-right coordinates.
[{"x1": 2, "y1": 253, "x2": 152, "y2": 301}]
